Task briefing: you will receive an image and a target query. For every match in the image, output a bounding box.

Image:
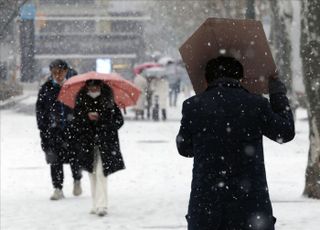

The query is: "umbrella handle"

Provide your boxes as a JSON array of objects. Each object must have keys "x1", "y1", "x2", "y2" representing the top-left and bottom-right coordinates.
[{"x1": 269, "y1": 69, "x2": 279, "y2": 80}]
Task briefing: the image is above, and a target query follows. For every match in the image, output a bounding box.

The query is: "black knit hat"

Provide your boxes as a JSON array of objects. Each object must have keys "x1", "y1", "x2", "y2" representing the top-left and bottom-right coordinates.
[{"x1": 49, "y1": 59, "x2": 69, "y2": 71}]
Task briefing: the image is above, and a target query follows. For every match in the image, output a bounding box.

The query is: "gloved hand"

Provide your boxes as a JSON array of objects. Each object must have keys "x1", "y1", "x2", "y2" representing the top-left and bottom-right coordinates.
[
  {"x1": 268, "y1": 71, "x2": 287, "y2": 95},
  {"x1": 45, "y1": 148, "x2": 58, "y2": 164}
]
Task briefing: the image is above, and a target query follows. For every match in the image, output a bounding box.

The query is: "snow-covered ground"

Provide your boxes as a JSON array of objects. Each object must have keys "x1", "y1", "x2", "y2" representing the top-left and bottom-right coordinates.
[{"x1": 1, "y1": 91, "x2": 319, "y2": 230}]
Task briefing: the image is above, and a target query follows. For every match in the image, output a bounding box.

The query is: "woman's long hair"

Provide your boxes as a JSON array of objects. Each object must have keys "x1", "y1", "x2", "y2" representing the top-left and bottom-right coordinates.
[
  {"x1": 75, "y1": 81, "x2": 115, "y2": 108},
  {"x1": 100, "y1": 83, "x2": 114, "y2": 107}
]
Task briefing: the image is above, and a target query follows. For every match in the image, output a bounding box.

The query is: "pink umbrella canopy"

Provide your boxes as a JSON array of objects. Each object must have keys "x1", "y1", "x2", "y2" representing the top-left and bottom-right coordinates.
[
  {"x1": 133, "y1": 62, "x2": 162, "y2": 75},
  {"x1": 179, "y1": 18, "x2": 276, "y2": 94},
  {"x1": 58, "y1": 71, "x2": 141, "y2": 109}
]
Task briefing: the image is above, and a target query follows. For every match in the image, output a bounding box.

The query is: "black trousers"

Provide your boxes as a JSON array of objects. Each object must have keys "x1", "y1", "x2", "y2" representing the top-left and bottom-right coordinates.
[{"x1": 50, "y1": 160, "x2": 82, "y2": 189}]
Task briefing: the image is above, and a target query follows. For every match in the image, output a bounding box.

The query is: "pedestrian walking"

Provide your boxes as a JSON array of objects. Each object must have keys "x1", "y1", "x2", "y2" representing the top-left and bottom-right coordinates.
[
  {"x1": 169, "y1": 77, "x2": 181, "y2": 107},
  {"x1": 133, "y1": 74, "x2": 147, "y2": 120},
  {"x1": 150, "y1": 75, "x2": 169, "y2": 121},
  {"x1": 36, "y1": 59, "x2": 82, "y2": 200},
  {"x1": 176, "y1": 56, "x2": 295, "y2": 230},
  {"x1": 71, "y1": 79, "x2": 125, "y2": 216}
]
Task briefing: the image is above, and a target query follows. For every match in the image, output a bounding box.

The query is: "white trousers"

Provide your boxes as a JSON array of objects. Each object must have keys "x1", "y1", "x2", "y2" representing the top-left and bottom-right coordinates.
[{"x1": 88, "y1": 147, "x2": 107, "y2": 210}]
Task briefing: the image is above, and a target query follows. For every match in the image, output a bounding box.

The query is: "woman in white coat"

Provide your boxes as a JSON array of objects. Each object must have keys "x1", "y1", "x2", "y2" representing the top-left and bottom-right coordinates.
[
  {"x1": 150, "y1": 75, "x2": 169, "y2": 121},
  {"x1": 133, "y1": 74, "x2": 147, "y2": 119}
]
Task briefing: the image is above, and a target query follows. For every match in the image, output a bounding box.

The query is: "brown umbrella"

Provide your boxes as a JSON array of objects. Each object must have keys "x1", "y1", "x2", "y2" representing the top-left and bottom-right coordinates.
[{"x1": 179, "y1": 18, "x2": 276, "y2": 94}]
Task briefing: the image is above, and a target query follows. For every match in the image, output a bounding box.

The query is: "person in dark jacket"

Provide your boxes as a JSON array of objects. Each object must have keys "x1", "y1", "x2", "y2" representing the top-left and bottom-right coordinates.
[
  {"x1": 176, "y1": 56, "x2": 295, "y2": 230},
  {"x1": 36, "y1": 59, "x2": 82, "y2": 200},
  {"x1": 72, "y1": 79, "x2": 125, "y2": 216}
]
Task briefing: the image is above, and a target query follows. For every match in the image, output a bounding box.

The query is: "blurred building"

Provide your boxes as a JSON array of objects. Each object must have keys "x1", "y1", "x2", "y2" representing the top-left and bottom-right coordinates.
[
  {"x1": 34, "y1": 0, "x2": 149, "y2": 79},
  {"x1": 0, "y1": 0, "x2": 22, "y2": 83},
  {"x1": 0, "y1": 0, "x2": 25, "y2": 100}
]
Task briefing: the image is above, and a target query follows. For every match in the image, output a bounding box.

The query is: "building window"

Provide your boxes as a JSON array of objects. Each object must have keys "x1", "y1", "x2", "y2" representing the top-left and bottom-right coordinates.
[
  {"x1": 39, "y1": 20, "x2": 96, "y2": 34},
  {"x1": 40, "y1": 0, "x2": 95, "y2": 5}
]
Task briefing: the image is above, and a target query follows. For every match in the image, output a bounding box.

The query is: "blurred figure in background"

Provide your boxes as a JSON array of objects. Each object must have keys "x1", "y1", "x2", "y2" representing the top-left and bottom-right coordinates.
[
  {"x1": 169, "y1": 76, "x2": 181, "y2": 107},
  {"x1": 133, "y1": 74, "x2": 147, "y2": 120},
  {"x1": 166, "y1": 61, "x2": 181, "y2": 107},
  {"x1": 151, "y1": 75, "x2": 169, "y2": 121}
]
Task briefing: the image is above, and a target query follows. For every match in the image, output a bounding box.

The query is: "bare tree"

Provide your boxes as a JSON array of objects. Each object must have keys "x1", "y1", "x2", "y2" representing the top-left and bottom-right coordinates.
[
  {"x1": 269, "y1": 0, "x2": 293, "y2": 92},
  {"x1": 245, "y1": 0, "x2": 255, "y2": 19},
  {"x1": 0, "y1": 0, "x2": 29, "y2": 39},
  {"x1": 301, "y1": 0, "x2": 320, "y2": 199}
]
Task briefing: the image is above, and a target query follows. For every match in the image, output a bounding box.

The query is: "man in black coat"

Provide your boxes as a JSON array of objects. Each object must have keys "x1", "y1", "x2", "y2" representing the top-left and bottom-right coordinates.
[
  {"x1": 36, "y1": 59, "x2": 82, "y2": 200},
  {"x1": 176, "y1": 56, "x2": 295, "y2": 230}
]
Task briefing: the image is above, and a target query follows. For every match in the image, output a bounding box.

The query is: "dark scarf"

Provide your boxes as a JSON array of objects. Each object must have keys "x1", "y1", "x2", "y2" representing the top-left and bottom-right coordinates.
[{"x1": 206, "y1": 77, "x2": 247, "y2": 92}]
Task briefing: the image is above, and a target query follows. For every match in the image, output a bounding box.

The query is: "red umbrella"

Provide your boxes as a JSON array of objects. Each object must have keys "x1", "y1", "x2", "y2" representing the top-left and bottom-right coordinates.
[
  {"x1": 58, "y1": 71, "x2": 141, "y2": 109},
  {"x1": 133, "y1": 62, "x2": 162, "y2": 75}
]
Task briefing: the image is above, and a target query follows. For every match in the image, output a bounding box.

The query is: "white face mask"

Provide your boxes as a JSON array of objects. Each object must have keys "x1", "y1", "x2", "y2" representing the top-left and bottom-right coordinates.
[{"x1": 87, "y1": 90, "x2": 101, "y2": 99}]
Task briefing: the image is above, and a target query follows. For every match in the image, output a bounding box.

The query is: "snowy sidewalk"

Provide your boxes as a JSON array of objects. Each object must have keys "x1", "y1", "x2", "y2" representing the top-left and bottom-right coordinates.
[{"x1": 1, "y1": 94, "x2": 319, "y2": 230}]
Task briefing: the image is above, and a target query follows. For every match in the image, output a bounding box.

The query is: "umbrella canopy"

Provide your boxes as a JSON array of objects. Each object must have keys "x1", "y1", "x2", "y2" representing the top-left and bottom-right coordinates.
[
  {"x1": 158, "y1": 56, "x2": 174, "y2": 65},
  {"x1": 133, "y1": 62, "x2": 162, "y2": 75},
  {"x1": 141, "y1": 66, "x2": 168, "y2": 78},
  {"x1": 58, "y1": 71, "x2": 141, "y2": 109},
  {"x1": 179, "y1": 18, "x2": 276, "y2": 94}
]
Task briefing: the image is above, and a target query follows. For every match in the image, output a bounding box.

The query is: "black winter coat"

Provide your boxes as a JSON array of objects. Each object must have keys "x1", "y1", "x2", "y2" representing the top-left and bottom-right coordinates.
[
  {"x1": 176, "y1": 78, "x2": 295, "y2": 230},
  {"x1": 36, "y1": 80, "x2": 74, "y2": 164},
  {"x1": 72, "y1": 86, "x2": 125, "y2": 177}
]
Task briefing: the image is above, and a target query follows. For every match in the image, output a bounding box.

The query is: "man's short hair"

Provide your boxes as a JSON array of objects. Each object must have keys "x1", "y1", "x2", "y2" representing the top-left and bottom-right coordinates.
[
  {"x1": 205, "y1": 56, "x2": 244, "y2": 83},
  {"x1": 49, "y1": 59, "x2": 69, "y2": 71}
]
